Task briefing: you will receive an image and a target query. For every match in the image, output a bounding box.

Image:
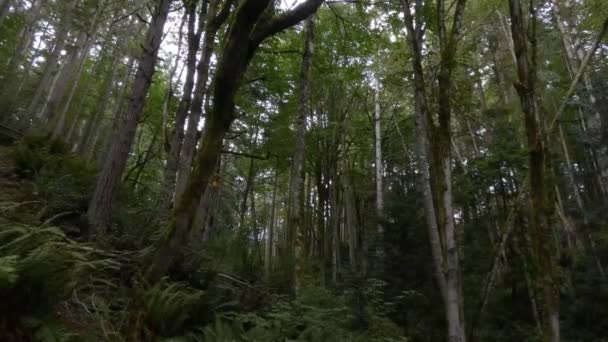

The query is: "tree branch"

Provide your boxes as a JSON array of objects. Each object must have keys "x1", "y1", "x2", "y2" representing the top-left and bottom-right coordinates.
[
  {"x1": 221, "y1": 149, "x2": 267, "y2": 160},
  {"x1": 549, "y1": 17, "x2": 608, "y2": 132},
  {"x1": 251, "y1": 0, "x2": 324, "y2": 45}
]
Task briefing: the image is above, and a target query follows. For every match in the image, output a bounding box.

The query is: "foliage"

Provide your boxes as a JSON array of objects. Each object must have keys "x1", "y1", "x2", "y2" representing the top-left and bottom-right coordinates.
[
  {"x1": 1, "y1": 0, "x2": 608, "y2": 340},
  {"x1": 5, "y1": 135, "x2": 96, "y2": 224},
  {"x1": 0, "y1": 221, "x2": 119, "y2": 340}
]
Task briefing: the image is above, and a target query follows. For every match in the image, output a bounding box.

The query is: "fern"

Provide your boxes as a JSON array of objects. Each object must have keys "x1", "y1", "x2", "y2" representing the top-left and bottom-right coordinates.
[
  {"x1": 137, "y1": 278, "x2": 204, "y2": 336},
  {"x1": 0, "y1": 255, "x2": 18, "y2": 289},
  {"x1": 0, "y1": 222, "x2": 120, "y2": 339}
]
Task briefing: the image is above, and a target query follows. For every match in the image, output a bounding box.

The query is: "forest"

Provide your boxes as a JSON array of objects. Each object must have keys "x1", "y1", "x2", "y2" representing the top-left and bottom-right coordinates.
[{"x1": 0, "y1": 0, "x2": 607, "y2": 340}]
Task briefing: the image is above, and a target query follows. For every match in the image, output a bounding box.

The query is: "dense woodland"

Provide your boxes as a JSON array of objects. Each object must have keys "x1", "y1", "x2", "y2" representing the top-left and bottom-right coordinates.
[{"x1": 0, "y1": 0, "x2": 607, "y2": 340}]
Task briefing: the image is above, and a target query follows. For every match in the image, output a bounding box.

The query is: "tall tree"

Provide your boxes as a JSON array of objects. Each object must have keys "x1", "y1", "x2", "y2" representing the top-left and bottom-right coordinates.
[
  {"x1": 399, "y1": 0, "x2": 468, "y2": 340},
  {"x1": 373, "y1": 76, "x2": 384, "y2": 268},
  {"x1": 158, "y1": 0, "x2": 209, "y2": 211},
  {"x1": 87, "y1": 0, "x2": 173, "y2": 234},
  {"x1": 173, "y1": 0, "x2": 231, "y2": 201},
  {"x1": 508, "y1": 0, "x2": 560, "y2": 340},
  {"x1": 147, "y1": 0, "x2": 325, "y2": 279},
  {"x1": 286, "y1": 16, "x2": 314, "y2": 294}
]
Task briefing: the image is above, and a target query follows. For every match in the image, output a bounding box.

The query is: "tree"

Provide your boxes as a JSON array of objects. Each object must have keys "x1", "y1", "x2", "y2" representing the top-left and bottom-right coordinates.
[
  {"x1": 508, "y1": 0, "x2": 559, "y2": 339},
  {"x1": 87, "y1": 0, "x2": 173, "y2": 234},
  {"x1": 147, "y1": 0, "x2": 325, "y2": 280},
  {"x1": 286, "y1": 16, "x2": 314, "y2": 294},
  {"x1": 399, "y1": 0, "x2": 468, "y2": 340}
]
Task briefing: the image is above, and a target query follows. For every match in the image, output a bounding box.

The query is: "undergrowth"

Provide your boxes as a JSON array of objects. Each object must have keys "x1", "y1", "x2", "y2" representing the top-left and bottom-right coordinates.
[{"x1": 0, "y1": 135, "x2": 409, "y2": 341}]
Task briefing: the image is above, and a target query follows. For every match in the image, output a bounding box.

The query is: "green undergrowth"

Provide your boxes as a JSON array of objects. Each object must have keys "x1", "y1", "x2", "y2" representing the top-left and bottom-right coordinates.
[{"x1": 0, "y1": 135, "x2": 409, "y2": 341}]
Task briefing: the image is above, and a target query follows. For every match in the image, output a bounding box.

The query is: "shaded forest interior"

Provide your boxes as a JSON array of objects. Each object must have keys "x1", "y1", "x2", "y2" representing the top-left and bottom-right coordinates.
[{"x1": 0, "y1": 0, "x2": 608, "y2": 340}]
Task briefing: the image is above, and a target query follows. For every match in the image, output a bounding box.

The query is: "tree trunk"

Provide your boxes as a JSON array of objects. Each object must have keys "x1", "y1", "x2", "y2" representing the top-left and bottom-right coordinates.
[
  {"x1": 343, "y1": 166, "x2": 358, "y2": 270},
  {"x1": 40, "y1": 31, "x2": 88, "y2": 126},
  {"x1": 87, "y1": 0, "x2": 172, "y2": 235},
  {"x1": 286, "y1": 16, "x2": 314, "y2": 295},
  {"x1": 508, "y1": 0, "x2": 560, "y2": 340},
  {"x1": 265, "y1": 169, "x2": 278, "y2": 280},
  {"x1": 65, "y1": 43, "x2": 109, "y2": 144},
  {"x1": 158, "y1": 0, "x2": 209, "y2": 211},
  {"x1": 51, "y1": 35, "x2": 96, "y2": 138},
  {"x1": 174, "y1": 0, "x2": 226, "y2": 201},
  {"x1": 238, "y1": 155, "x2": 256, "y2": 254},
  {"x1": 373, "y1": 76, "x2": 384, "y2": 269},
  {"x1": 27, "y1": 0, "x2": 78, "y2": 120},
  {"x1": 553, "y1": 1, "x2": 608, "y2": 200},
  {"x1": 0, "y1": 0, "x2": 42, "y2": 101},
  {"x1": 87, "y1": 55, "x2": 134, "y2": 162},
  {"x1": 400, "y1": 0, "x2": 467, "y2": 340}
]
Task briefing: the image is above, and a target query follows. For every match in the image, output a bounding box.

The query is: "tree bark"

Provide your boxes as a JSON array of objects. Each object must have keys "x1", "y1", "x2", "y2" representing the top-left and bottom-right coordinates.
[{"x1": 87, "y1": 0, "x2": 172, "y2": 235}]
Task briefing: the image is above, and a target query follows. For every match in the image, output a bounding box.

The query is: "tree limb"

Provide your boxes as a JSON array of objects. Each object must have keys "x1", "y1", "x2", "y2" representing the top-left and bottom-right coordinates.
[{"x1": 251, "y1": 0, "x2": 324, "y2": 45}]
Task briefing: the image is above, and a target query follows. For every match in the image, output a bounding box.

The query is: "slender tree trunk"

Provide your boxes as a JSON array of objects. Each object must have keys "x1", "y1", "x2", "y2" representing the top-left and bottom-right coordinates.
[
  {"x1": 174, "y1": 0, "x2": 225, "y2": 201},
  {"x1": 50, "y1": 2, "x2": 105, "y2": 137},
  {"x1": 66, "y1": 43, "x2": 109, "y2": 144},
  {"x1": 400, "y1": 0, "x2": 467, "y2": 340},
  {"x1": 553, "y1": 2, "x2": 608, "y2": 200},
  {"x1": 93, "y1": 57, "x2": 135, "y2": 165},
  {"x1": 1, "y1": 0, "x2": 42, "y2": 96},
  {"x1": 158, "y1": 0, "x2": 208, "y2": 211},
  {"x1": 316, "y1": 161, "x2": 328, "y2": 286},
  {"x1": 286, "y1": 16, "x2": 314, "y2": 295},
  {"x1": 373, "y1": 77, "x2": 384, "y2": 268},
  {"x1": 27, "y1": 0, "x2": 78, "y2": 119},
  {"x1": 508, "y1": 0, "x2": 560, "y2": 340},
  {"x1": 160, "y1": 9, "x2": 187, "y2": 147},
  {"x1": 265, "y1": 169, "x2": 278, "y2": 280},
  {"x1": 400, "y1": 0, "x2": 448, "y2": 305},
  {"x1": 39, "y1": 32, "x2": 88, "y2": 126},
  {"x1": 87, "y1": 0, "x2": 172, "y2": 235},
  {"x1": 238, "y1": 155, "x2": 256, "y2": 256},
  {"x1": 557, "y1": 123, "x2": 587, "y2": 223},
  {"x1": 51, "y1": 36, "x2": 96, "y2": 138},
  {"x1": 343, "y1": 166, "x2": 357, "y2": 270}
]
